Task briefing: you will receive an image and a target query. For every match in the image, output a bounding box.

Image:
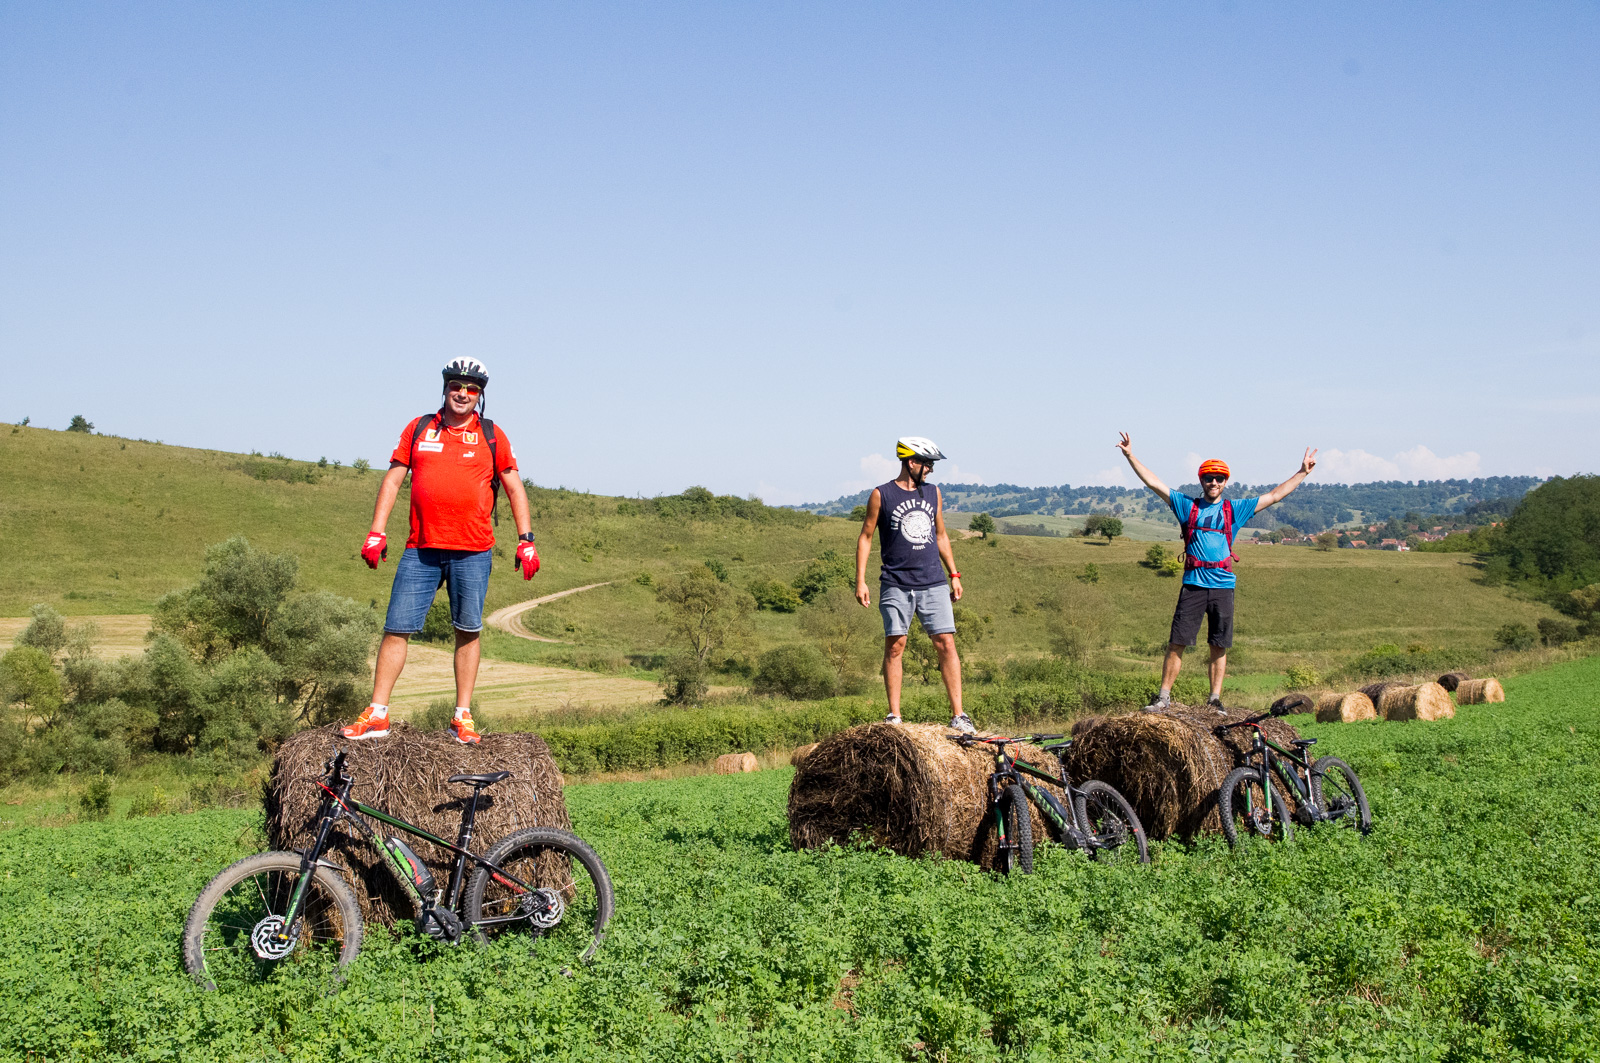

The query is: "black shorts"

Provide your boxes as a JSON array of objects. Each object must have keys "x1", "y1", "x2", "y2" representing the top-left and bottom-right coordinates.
[{"x1": 1169, "y1": 585, "x2": 1235, "y2": 649}]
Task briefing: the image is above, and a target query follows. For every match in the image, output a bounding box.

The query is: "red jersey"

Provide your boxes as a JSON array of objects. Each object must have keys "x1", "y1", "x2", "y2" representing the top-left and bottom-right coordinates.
[{"x1": 389, "y1": 413, "x2": 518, "y2": 551}]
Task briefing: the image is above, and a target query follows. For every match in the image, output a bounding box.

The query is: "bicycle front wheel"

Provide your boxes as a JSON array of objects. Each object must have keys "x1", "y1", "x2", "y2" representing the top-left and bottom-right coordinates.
[
  {"x1": 1311, "y1": 756, "x2": 1372, "y2": 834},
  {"x1": 996, "y1": 783, "x2": 1034, "y2": 875},
  {"x1": 1218, "y1": 767, "x2": 1293, "y2": 847},
  {"x1": 1076, "y1": 781, "x2": 1150, "y2": 865},
  {"x1": 464, "y1": 828, "x2": 615, "y2": 963},
  {"x1": 182, "y1": 851, "x2": 363, "y2": 991}
]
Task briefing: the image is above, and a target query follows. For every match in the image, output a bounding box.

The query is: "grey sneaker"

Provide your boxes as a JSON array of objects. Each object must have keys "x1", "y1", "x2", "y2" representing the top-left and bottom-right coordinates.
[
  {"x1": 949, "y1": 713, "x2": 977, "y2": 735},
  {"x1": 1142, "y1": 692, "x2": 1172, "y2": 713},
  {"x1": 884, "y1": 714, "x2": 903, "y2": 725},
  {"x1": 1205, "y1": 695, "x2": 1227, "y2": 714}
]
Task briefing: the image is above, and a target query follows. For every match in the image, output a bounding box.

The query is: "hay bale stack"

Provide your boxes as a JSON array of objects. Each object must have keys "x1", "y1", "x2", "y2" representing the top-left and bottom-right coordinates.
[
  {"x1": 1060, "y1": 706, "x2": 1303, "y2": 841},
  {"x1": 1438, "y1": 672, "x2": 1472, "y2": 692},
  {"x1": 265, "y1": 723, "x2": 569, "y2": 927},
  {"x1": 787, "y1": 723, "x2": 1067, "y2": 871},
  {"x1": 715, "y1": 752, "x2": 759, "y2": 774},
  {"x1": 1314, "y1": 691, "x2": 1377, "y2": 723},
  {"x1": 1455, "y1": 678, "x2": 1505, "y2": 704},
  {"x1": 1364, "y1": 682, "x2": 1454, "y2": 721},
  {"x1": 789, "y1": 743, "x2": 819, "y2": 768}
]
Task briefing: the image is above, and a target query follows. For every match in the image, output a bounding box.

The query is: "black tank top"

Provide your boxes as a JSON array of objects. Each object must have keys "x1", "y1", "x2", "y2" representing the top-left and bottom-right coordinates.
[{"x1": 876, "y1": 480, "x2": 945, "y2": 589}]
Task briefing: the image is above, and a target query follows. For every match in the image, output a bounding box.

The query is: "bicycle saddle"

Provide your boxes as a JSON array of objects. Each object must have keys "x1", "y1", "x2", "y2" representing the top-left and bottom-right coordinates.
[
  {"x1": 1290, "y1": 738, "x2": 1317, "y2": 748},
  {"x1": 447, "y1": 771, "x2": 513, "y2": 788}
]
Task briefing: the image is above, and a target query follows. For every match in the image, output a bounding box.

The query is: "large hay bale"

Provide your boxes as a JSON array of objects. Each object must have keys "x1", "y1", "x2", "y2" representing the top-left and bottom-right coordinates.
[
  {"x1": 1367, "y1": 682, "x2": 1454, "y2": 721},
  {"x1": 1455, "y1": 677, "x2": 1505, "y2": 704},
  {"x1": 1270, "y1": 693, "x2": 1315, "y2": 716},
  {"x1": 790, "y1": 743, "x2": 819, "y2": 768},
  {"x1": 787, "y1": 722, "x2": 1067, "y2": 871},
  {"x1": 1314, "y1": 691, "x2": 1377, "y2": 723},
  {"x1": 1438, "y1": 672, "x2": 1471, "y2": 692},
  {"x1": 715, "y1": 751, "x2": 759, "y2": 774},
  {"x1": 265, "y1": 723, "x2": 569, "y2": 927},
  {"x1": 1060, "y1": 706, "x2": 1303, "y2": 841}
]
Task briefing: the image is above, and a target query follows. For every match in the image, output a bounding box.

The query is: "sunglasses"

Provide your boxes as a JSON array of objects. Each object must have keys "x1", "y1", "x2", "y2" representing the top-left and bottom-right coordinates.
[
  {"x1": 446, "y1": 381, "x2": 482, "y2": 395},
  {"x1": 1200, "y1": 475, "x2": 1227, "y2": 484}
]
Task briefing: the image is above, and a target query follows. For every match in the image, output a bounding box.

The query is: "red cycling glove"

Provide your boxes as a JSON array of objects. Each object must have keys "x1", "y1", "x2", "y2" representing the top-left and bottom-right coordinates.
[
  {"x1": 516, "y1": 540, "x2": 540, "y2": 579},
  {"x1": 361, "y1": 532, "x2": 388, "y2": 569}
]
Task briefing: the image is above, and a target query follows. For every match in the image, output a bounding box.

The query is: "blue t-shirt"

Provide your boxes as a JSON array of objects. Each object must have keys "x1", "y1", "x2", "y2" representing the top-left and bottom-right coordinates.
[{"x1": 1170, "y1": 493, "x2": 1261, "y2": 589}]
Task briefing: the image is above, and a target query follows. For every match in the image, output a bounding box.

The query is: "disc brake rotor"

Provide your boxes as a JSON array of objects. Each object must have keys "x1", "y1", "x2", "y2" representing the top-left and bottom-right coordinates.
[
  {"x1": 523, "y1": 887, "x2": 565, "y2": 930},
  {"x1": 250, "y1": 915, "x2": 295, "y2": 960}
]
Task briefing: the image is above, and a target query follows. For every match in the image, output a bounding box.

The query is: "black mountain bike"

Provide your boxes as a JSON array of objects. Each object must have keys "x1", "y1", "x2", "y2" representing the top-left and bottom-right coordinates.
[
  {"x1": 182, "y1": 750, "x2": 614, "y2": 990},
  {"x1": 954, "y1": 733, "x2": 1149, "y2": 873},
  {"x1": 1216, "y1": 709, "x2": 1373, "y2": 846}
]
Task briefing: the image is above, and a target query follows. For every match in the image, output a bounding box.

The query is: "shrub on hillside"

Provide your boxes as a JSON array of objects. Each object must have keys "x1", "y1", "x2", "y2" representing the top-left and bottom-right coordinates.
[
  {"x1": 1494, "y1": 622, "x2": 1537, "y2": 651},
  {"x1": 1342, "y1": 643, "x2": 1481, "y2": 679},
  {"x1": 799, "y1": 586, "x2": 876, "y2": 691},
  {"x1": 792, "y1": 550, "x2": 853, "y2": 603},
  {"x1": 417, "y1": 599, "x2": 454, "y2": 643},
  {"x1": 1284, "y1": 664, "x2": 1320, "y2": 689},
  {"x1": 1537, "y1": 617, "x2": 1581, "y2": 646},
  {"x1": 748, "y1": 578, "x2": 801, "y2": 613},
  {"x1": 753, "y1": 645, "x2": 837, "y2": 700}
]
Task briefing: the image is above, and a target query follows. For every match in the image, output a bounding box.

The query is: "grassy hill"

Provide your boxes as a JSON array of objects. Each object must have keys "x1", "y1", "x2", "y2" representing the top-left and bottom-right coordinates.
[{"x1": 0, "y1": 425, "x2": 1569, "y2": 680}]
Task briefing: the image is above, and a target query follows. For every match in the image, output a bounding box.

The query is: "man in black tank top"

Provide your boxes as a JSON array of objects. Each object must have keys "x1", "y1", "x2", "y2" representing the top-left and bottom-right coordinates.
[{"x1": 854, "y1": 437, "x2": 977, "y2": 733}]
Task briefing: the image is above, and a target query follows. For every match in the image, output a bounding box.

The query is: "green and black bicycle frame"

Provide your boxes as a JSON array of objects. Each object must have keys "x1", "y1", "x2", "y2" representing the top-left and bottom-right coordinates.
[
  {"x1": 980, "y1": 739, "x2": 1094, "y2": 852},
  {"x1": 1242, "y1": 728, "x2": 1324, "y2": 827},
  {"x1": 274, "y1": 752, "x2": 540, "y2": 946}
]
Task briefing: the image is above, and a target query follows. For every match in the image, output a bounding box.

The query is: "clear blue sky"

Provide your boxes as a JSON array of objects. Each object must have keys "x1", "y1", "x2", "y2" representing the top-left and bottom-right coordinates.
[{"x1": 3, "y1": 2, "x2": 1595, "y2": 503}]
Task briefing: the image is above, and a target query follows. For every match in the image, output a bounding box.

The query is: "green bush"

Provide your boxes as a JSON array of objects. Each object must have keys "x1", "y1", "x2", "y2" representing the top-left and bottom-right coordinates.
[
  {"x1": 1284, "y1": 664, "x2": 1320, "y2": 689},
  {"x1": 418, "y1": 598, "x2": 454, "y2": 642},
  {"x1": 1494, "y1": 622, "x2": 1538, "y2": 651},
  {"x1": 752, "y1": 645, "x2": 837, "y2": 700},
  {"x1": 1538, "y1": 617, "x2": 1581, "y2": 646},
  {"x1": 792, "y1": 550, "x2": 853, "y2": 604},
  {"x1": 77, "y1": 775, "x2": 112, "y2": 820},
  {"x1": 748, "y1": 578, "x2": 801, "y2": 613},
  {"x1": 1343, "y1": 643, "x2": 1481, "y2": 679}
]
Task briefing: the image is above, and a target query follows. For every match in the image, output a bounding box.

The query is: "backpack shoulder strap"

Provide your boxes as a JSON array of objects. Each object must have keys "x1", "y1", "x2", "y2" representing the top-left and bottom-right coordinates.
[
  {"x1": 1181, "y1": 495, "x2": 1202, "y2": 544},
  {"x1": 480, "y1": 417, "x2": 501, "y2": 525},
  {"x1": 408, "y1": 413, "x2": 439, "y2": 464}
]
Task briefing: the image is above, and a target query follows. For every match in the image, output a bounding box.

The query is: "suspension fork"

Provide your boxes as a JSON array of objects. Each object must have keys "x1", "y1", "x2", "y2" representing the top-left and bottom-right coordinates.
[{"x1": 279, "y1": 783, "x2": 347, "y2": 940}]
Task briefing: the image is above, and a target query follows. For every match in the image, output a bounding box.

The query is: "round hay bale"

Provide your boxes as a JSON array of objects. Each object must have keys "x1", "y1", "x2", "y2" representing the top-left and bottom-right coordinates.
[
  {"x1": 1270, "y1": 693, "x2": 1315, "y2": 716},
  {"x1": 1455, "y1": 677, "x2": 1505, "y2": 704},
  {"x1": 1060, "y1": 705, "x2": 1303, "y2": 841},
  {"x1": 1314, "y1": 691, "x2": 1377, "y2": 723},
  {"x1": 715, "y1": 751, "x2": 759, "y2": 774},
  {"x1": 787, "y1": 722, "x2": 1067, "y2": 871},
  {"x1": 1370, "y1": 682, "x2": 1454, "y2": 721},
  {"x1": 264, "y1": 723, "x2": 569, "y2": 928},
  {"x1": 1358, "y1": 682, "x2": 1402, "y2": 707},
  {"x1": 1438, "y1": 672, "x2": 1472, "y2": 692},
  {"x1": 789, "y1": 743, "x2": 819, "y2": 768}
]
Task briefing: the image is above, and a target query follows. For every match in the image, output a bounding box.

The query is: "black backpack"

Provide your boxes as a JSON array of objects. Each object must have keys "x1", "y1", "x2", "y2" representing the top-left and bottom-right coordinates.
[{"x1": 409, "y1": 413, "x2": 501, "y2": 525}]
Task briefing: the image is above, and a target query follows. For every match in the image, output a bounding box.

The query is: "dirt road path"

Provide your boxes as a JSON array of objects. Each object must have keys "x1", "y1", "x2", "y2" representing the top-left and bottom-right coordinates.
[{"x1": 484, "y1": 582, "x2": 613, "y2": 643}]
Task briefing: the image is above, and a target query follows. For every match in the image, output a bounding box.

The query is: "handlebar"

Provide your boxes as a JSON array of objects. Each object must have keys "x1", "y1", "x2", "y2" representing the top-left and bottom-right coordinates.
[{"x1": 322, "y1": 749, "x2": 349, "y2": 782}]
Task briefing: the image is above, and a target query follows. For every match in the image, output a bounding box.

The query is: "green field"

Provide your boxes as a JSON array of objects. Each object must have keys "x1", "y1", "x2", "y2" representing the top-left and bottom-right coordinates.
[
  {"x1": 3, "y1": 654, "x2": 1598, "y2": 1060},
  {"x1": 1, "y1": 426, "x2": 1569, "y2": 684}
]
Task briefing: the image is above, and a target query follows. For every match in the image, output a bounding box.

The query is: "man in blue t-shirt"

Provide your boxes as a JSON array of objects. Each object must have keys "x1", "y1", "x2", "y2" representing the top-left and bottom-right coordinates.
[{"x1": 1117, "y1": 433, "x2": 1318, "y2": 712}]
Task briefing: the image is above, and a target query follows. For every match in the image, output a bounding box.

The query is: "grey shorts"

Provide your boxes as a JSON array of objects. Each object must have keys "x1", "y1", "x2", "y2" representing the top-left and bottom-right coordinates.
[{"x1": 879, "y1": 582, "x2": 956, "y2": 637}]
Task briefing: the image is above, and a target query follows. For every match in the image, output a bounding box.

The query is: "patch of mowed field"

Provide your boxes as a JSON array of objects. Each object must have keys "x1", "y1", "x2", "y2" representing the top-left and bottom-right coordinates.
[{"x1": 3, "y1": 654, "x2": 1597, "y2": 1060}]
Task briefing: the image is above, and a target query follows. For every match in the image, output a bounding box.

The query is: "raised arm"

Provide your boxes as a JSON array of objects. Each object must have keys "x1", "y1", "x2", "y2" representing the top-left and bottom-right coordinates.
[
  {"x1": 1116, "y1": 433, "x2": 1171, "y2": 506},
  {"x1": 1256, "y1": 448, "x2": 1318, "y2": 511},
  {"x1": 854, "y1": 489, "x2": 883, "y2": 607}
]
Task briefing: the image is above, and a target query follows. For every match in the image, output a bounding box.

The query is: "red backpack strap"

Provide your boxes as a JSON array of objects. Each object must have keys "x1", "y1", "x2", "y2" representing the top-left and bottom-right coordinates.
[{"x1": 1222, "y1": 498, "x2": 1239, "y2": 563}]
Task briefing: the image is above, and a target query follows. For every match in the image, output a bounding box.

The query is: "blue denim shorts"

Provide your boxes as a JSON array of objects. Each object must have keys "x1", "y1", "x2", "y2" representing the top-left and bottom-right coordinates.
[
  {"x1": 879, "y1": 582, "x2": 956, "y2": 637},
  {"x1": 384, "y1": 548, "x2": 493, "y2": 635}
]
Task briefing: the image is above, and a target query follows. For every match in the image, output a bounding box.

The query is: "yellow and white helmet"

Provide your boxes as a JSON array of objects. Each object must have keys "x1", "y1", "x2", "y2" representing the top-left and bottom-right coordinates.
[{"x1": 895, "y1": 436, "x2": 946, "y2": 463}]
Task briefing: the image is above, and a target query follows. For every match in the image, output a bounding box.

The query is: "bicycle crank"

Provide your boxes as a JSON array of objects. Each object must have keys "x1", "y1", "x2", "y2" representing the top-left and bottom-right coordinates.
[
  {"x1": 250, "y1": 915, "x2": 296, "y2": 960},
  {"x1": 417, "y1": 906, "x2": 463, "y2": 943}
]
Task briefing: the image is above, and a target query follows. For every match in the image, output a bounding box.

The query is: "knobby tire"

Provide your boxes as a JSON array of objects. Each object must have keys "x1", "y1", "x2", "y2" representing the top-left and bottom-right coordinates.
[
  {"x1": 1219, "y1": 766, "x2": 1293, "y2": 846},
  {"x1": 997, "y1": 783, "x2": 1034, "y2": 875},
  {"x1": 1075, "y1": 780, "x2": 1151, "y2": 865},
  {"x1": 463, "y1": 827, "x2": 615, "y2": 963},
  {"x1": 1311, "y1": 755, "x2": 1373, "y2": 834},
  {"x1": 182, "y1": 851, "x2": 363, "y2": 991}
]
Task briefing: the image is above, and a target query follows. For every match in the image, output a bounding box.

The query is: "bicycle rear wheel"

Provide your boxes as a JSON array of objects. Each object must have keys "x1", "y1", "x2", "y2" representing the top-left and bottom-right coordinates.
[
  {"x1": 1218, "y1": 767, "x2": 1293, "y2": 847},
  {"x1": 1311, "y1": 756, "x2": 1372, "y2": 834},
  {"x1": 182, "y1": 851, "x2": 363, "y2": 991},
  {"x1": 995, "y1": 783, "x2": 1034, "y2": 875},
  {"x1": 464, "y1": 828, "x2": 615, "y2": 963},
  {"x1": 1075, "y1": 781, "x2": 1150, "y2": 865}
]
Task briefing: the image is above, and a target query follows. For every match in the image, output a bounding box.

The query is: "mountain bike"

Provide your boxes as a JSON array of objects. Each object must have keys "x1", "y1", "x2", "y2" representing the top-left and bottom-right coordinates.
[
  {"x1": 1215, "y1": 708, "x2": 1372, "y2": 846},
  {"x1": 182, "y1": 750, "x2": 614, "y2": 990},
  {"x1": 953, "y1": 733, "x2": 1149, "y2": 874}
]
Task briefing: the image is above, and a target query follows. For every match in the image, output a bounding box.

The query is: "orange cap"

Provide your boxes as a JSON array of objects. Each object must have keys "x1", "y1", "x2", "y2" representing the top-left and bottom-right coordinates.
[{"x1": 1197, "y1": 459, "x2": 1230, "y2": 480}]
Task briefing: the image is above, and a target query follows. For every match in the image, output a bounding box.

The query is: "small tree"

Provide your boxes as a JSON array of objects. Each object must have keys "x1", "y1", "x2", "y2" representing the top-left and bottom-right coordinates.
[
  {"x1": 799, "y1": 585, "x2": 876, "y2": 689},
  {"x1": 752, "y1": 645, "x2": 836, "y2": 700},
  {"x1": 792, "y1": 549, "x2": 853, "y2": 603},
  {"x1": 352, "y1": 458, "x2": 371, "y2": 474},
  {"x1": 748, "y1": 578, "x2": 801, "y2": 613},
  {"x1": 16, "y1": 604, "x2": 67, "y2": 658},
  {"x1": 703, "y1": 558, "x2": 730, "y2": 583},
  {"x1": 1315, "y1": 532, "x2": 1338, "y2": 551},
  {"x1": 849, "y1": 504, "x2": 869, "y2": 522},
  {"x1": 1494, "y1": 622, "x2": 1537, "y2": 651},
  {"x1": 67, "y1": 415, "x2": 94, "y2": 433},
  {"x1": 656, "y1": 568, "x2": 753, "y2": 702},
  {"x1": 969, "y1": 513, "x2": 996, "y2": 539},
  {"x1": 1099, "y1": 517, "x2": 1123, "y2": 543},
  {"x1": 0, "y1": 646, "x2": 64, "y2": 730}
]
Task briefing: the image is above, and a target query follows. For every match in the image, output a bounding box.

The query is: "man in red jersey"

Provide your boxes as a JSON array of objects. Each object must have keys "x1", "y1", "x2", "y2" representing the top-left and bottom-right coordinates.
[{"x1": 342, "y1": 358, "x2": 540, "y2": 744}]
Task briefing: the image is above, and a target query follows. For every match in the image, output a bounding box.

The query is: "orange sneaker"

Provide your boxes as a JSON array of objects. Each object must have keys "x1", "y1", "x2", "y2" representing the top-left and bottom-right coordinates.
[
  {"x1": 450, "y1": 713, "x2": 481, "y2": 744},
  {"x1": 340, "y1": 708, "x2": 391, "y2": 740}
]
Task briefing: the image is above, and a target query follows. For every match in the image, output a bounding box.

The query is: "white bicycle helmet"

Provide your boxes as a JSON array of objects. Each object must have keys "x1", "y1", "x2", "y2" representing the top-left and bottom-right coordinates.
[
  {"x1": 895, "y1": 436, "x2": 946, "y2": 462},
  {"x1": 441, "y1": 357, "x2": 489, "y2": 388}
]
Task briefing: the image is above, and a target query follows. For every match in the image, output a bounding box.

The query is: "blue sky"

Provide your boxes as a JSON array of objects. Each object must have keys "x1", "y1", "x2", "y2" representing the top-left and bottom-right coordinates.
[{"x1": 3, "y1": 2, "x2": 1596, "y2": 504}]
